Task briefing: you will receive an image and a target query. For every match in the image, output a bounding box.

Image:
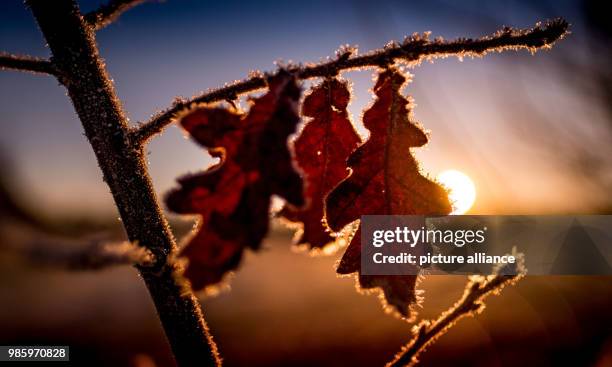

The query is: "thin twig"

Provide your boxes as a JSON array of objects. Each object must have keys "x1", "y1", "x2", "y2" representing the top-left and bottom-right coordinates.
[
  {"x1": 0, "y1": 53, "x2": 57, "y2": 76},
  {"x1": 9, "y1": 238, "x2": 153, "y2": 270},
  {"x1": 388, "y1": 254, "x2": 527, "y2": 367},
  {"x1": 84, "y1": 0, "x2": 147, "y2": 30},
  {"x1": 131, "y1": 18, "x2": 568, "y2": 143}
]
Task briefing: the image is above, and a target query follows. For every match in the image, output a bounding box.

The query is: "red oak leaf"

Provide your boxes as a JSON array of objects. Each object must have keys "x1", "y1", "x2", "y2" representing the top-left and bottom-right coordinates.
[
  {"x1": 166, "y1": 71, "x2": 304, "y2": 290},
  {"x1": 325, "y1": 69, "x2": 452, "y2": 318},
  {"x1": 280, "y1": 78, "x2": 361, "y2": 249}
]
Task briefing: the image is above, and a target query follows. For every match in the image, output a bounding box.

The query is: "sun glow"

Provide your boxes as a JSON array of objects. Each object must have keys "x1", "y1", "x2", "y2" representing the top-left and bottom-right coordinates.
[{"x1": 437, "y1": 170, "x2": 476, "y2": 215}]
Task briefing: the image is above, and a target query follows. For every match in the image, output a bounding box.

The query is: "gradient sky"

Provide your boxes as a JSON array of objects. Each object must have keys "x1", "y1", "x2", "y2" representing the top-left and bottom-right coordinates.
[{"x1": 1, "y1": 0, "x2": 609, "y2": 216}]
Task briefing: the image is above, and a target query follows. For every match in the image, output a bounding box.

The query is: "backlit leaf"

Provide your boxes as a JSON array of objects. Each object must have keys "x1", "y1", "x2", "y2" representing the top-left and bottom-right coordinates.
[
  {"x1": 280, "y1": 78, "x2": 361, "y2": 249},
  {"x1": 166, "y1": 71, "x2": 304, "y2": 290},
  {"x1": 325, "y1": 68, "x2": 452, "y2": 318}
]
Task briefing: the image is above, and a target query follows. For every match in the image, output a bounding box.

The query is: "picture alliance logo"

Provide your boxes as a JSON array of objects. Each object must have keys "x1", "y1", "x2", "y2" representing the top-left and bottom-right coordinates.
[{"x1": 371, "y1": 226, "x2": 488, "y2": 248}]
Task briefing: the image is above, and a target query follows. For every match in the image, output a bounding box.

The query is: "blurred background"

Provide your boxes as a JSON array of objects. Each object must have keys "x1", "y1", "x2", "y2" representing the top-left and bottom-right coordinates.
[{"x1": 1, "y1": 0, "x2": 611, "y2": 365}]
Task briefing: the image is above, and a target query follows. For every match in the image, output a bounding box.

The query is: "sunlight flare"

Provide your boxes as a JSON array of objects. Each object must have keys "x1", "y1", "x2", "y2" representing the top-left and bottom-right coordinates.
[{"x1": 437, "y1": 170, "x2": 476, "y2": 214}]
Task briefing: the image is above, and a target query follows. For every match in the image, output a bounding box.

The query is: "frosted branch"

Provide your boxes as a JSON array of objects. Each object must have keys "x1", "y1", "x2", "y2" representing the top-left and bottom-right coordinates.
[{"x1": 132, "y1": 18, "x2": 568, "y2": 143}]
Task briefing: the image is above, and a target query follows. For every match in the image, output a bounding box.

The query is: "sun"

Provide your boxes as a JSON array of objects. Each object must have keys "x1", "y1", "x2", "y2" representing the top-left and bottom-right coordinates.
[{"x1": 436, "y1": 169, "x2": 476, "y2": 215}]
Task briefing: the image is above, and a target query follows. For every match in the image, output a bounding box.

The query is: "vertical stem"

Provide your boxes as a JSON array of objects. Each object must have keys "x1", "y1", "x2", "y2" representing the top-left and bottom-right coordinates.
[{"x1": 26, "y1": 1, "x2": 220, "y2": 365}]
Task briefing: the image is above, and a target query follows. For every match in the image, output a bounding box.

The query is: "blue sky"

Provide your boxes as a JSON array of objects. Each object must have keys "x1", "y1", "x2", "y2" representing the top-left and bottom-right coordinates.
[{"x1": 2, "y1": 0, "x2": 608, "y2": 215}]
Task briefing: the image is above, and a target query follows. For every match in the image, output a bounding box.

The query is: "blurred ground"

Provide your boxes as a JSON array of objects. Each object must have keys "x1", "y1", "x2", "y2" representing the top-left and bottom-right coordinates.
[{"x1": 1, "y1": 222, "x2": 611, "y2": 366}]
